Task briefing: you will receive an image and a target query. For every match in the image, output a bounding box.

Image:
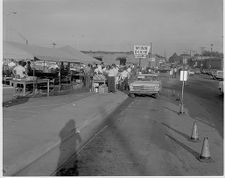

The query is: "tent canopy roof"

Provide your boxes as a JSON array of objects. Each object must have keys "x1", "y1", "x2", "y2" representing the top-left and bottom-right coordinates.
[
  {"x1": 4, "y1": 41, "x2": 98, "y2": 63},
  {"x1": 3, "y1": 41, "x2": 34, "y2": 60},
  {"x1": 58, "y1": 45, "x2": 98, "y2": 64}
]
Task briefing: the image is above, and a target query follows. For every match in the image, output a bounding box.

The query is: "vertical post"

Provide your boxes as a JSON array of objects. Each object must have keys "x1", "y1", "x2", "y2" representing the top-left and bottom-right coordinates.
[
  {"x1": 43, "y1": 60, "x2": 46, "y2": 72},
  {"x1": 33, "y1": 59, "x2": 36, "y2": 94},
  {"x1": 149, "y1": 42, "x2": 152, "y2": 68},
  {"x1": 139, "y1": 58, "x2": 141, "y2": 68},
  {"x1": 181, "y1": 71, "x2": 185, "y2": 114},
  {"x1": 180, "y1": 57, "x2": 185, "y2": 114},
  {"x1": 59, "y1": 62, "x2": 61, "y2": 92}
]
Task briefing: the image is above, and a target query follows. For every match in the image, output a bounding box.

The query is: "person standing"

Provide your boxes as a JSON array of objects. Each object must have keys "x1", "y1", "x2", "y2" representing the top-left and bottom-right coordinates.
[
  {"x1": 169, "y1": 68, "x2": 173, "y2": 79},
  {"x1": 13, "y1": 61, "x2": 27, "y2": 79},
  {"x1": 174, "y1": 67, "x2": 177, "y2": 78},
  {"x1": 112, "y1": 64, "x2": 119, "y2": 89},
  {"x1": 25, "y1": 61, "x2": 33, "y2": 76},
  {"x1": 107, "y1": 66, "x2": 116, "y2": 93},
  {"x1": 120, "y1": 67, "x2": 129, "y2": 91}
]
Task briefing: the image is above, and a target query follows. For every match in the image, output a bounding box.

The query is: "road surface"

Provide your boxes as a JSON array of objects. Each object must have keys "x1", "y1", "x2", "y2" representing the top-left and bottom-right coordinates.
[{"x1": 56, "y1": 73, "x2": 223, "y2": 176}]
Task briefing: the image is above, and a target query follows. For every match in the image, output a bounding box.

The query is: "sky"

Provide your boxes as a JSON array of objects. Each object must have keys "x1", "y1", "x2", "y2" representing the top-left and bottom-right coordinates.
[{"x1": 2, "y1": 0, "x2": 223, "y2": 57}]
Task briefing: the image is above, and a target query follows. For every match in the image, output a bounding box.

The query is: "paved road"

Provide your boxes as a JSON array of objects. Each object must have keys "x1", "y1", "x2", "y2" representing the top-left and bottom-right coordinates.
[{"x1": 57, "y1": 73, "x2": 223, "y2": 176}]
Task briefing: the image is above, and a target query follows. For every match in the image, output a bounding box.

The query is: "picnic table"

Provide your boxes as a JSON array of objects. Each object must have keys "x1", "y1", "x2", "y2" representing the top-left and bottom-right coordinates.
[{"x1": 10, "y1": 78, "x2": 50, "y2": 96}]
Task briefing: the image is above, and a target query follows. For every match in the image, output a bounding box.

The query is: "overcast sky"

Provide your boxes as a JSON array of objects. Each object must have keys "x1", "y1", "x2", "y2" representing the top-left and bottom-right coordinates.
[{"x1": 3, "y1": 0, "x2": 223, "y2": 57}]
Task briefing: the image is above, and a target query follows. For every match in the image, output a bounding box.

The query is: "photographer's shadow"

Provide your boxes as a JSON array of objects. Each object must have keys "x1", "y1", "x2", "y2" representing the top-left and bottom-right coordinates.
[{"x1": 56, "y1": 119, "x2": 82, "y2": 176}]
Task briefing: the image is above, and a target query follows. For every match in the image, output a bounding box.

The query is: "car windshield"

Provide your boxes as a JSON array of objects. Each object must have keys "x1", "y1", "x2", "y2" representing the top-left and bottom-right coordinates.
[{"x1": 137, "y1": 75, "x2": 158, "y2": 81}]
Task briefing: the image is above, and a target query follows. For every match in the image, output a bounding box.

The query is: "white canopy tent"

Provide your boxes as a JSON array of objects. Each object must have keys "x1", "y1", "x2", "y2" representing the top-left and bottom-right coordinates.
[
  {"x1": 3, "y1": 41, "x2": 34, "y2": 60},
  {"x1": 4, "y1": 41, "x2": 98, "y2": 64},
  {"x1": 58, "y1": 45, "x2": 99, "y2": 64}
]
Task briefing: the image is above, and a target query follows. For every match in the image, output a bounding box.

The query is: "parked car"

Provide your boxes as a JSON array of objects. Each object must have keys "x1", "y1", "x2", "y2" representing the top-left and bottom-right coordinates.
[
  {"x1": 128, "y1": 73, "x2": 162, "y2": 98},
  {"x1": 213, "y1": 70, "x2": 223, "y2": 80},
  {"x1": 219, "y1": 81, "x2": 223, "y2": 95},
  {"x1": 188, "y1": 69, "x2": 195, "y2": 75}
]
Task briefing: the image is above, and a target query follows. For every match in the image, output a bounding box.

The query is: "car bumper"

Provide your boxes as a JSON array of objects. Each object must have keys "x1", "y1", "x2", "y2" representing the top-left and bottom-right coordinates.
[{"x1": 129, "y1": 90, "x2": 159, "y2": 94}]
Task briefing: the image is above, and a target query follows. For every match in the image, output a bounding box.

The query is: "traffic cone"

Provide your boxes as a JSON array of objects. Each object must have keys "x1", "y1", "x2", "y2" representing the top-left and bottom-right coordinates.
[
  {"x1": 199, "y1": 137, "x2": 213, "y2": 162},
  {"x1": 176, "y1": 93, "x2": 180, "y2": 101},
  {"x1": 190, "y1": 121, "x2": 200, "y2": 142}
]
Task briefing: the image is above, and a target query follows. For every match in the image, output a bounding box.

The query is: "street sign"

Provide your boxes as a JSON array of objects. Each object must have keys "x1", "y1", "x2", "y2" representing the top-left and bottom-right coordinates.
[
  {"x1": 180, "y1": 70, "x2": 188, "y2": 81},
  {"x1": 134, "y1": 45, "x2": 151, "y2": 59}
]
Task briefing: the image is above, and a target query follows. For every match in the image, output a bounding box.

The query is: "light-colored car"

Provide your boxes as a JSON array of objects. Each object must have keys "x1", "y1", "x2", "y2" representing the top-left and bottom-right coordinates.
[
  {"x1": 219, "y1": 81, "x2": 223, "y2": 95},
  {"x1": 129, "y1": 74, "x2": 162, "y2": 98},
  {"x1": 214, "y1": 70, "x2": 223, "y2": 80},
  {"x1": 188, "y1": 69, "x2": 195, "y2": 75}
]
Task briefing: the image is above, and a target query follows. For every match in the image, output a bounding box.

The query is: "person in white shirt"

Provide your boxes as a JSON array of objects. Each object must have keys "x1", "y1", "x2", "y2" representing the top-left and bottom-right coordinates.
[
  {"x1": 112, "y1": 64, "x2": 119, "y2": 88},
  {"x1": 13, "y1": 61, "x2": 27, "y2": 79},
  {"x1": 120, "y1": 68, "x2": 129, "y2": 91},
  {"x1": 127, "y1": 66, "x2": 131, "y2": 73},
  {"x1": 107, "y1": 66, "x2": 117, "y2": 93},
  {"x1": 8, "y1": 59, "x2": 16, "y2": 68},
  {"x1": 94, "y1": 64, "x2": 103, "y2": 74},
  {"x1": 121, "y1": 69, "x2": 129, "y2": 80}
]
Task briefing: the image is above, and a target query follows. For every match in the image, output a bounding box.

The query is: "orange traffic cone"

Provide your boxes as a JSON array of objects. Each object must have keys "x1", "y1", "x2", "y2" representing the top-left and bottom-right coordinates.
[
  {"x1": 190, "y1": 121, "x2": 200, "y2": 142},
  {"x1": 199, "y1": 137, "x2": 213, "y2": 162}
]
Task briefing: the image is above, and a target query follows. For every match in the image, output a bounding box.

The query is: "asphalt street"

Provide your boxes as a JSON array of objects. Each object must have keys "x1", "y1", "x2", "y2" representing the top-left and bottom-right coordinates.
[{"x1": 57, "y1": 73, "x2": 223, "y2": 176}]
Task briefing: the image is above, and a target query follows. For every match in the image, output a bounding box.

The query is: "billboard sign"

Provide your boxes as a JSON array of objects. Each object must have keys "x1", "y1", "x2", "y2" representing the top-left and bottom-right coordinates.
[{"x1": 134, "y1": 45, "x2": 151, "y2": 58}]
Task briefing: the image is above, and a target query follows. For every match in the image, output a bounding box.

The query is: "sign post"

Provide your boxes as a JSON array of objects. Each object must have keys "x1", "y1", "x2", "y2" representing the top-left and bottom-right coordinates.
[
  {"x1": 134, "y1": 45, "x2": 151, "y2": 72},
  {"x1": 179, "y1": 69, "x2": 188, "y2": 114}
]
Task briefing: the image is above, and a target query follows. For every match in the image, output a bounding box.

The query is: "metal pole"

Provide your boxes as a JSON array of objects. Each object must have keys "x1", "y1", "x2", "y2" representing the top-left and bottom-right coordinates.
[
  {"x1": 139, "y1": 58, "x2": 141, "y2": 69},
  {"x1": 59, "y1": 62, "x2": 61, "y2": 92},
  {"x1": 180, "y1": 57, "x2": 185, "y2": 114},
  {"x1": 33, "y1": 59, "x2": 35, "y2": 94}
]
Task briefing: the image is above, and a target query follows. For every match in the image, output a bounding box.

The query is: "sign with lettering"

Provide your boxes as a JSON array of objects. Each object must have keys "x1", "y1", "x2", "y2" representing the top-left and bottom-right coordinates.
[
  {"x1": 180, "y1": 70, "x2": 188, "y2": 81},
  {"x1": 134, "y1": 45, "x2": 151, "y2": 58}
]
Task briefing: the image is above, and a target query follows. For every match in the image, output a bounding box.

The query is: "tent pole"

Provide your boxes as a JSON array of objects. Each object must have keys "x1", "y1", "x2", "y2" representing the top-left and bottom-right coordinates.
[
  {"x1": 44, "y1": 60, "x2": 45, "y2": 72},
  {"x1": 58, "y1": 62, "x2": 61, "y2": 92},
  {"x1": 33, "y1": 59, "x2": 36, "y2": 95}
]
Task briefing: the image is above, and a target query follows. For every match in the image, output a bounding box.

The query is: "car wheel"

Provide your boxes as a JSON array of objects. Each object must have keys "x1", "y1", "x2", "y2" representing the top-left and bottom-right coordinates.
[
  {"x1": 129, "y1": 93, "x2": 135, "y2": 98},
  {"x1": 153, "y1": 93, "x2": 159, "y2": 99}
]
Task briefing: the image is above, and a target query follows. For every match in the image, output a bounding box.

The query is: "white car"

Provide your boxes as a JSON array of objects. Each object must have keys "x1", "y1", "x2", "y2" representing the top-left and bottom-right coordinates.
[
  {"x1": 129, "y1": 74, "x2": 162, "y2": 98},
  {"x1": 215, "y1": 70, "x2": 223, "y2": 80},
  {"x1": 188, "y1": 70, "x2": 195, "y2": 75}
]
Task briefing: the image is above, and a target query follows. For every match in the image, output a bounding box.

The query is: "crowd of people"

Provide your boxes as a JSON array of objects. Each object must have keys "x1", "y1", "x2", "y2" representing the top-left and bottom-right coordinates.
[
  {"x1": 3, "y1": 59, "x2": 137, "y2": 95},
  {"x1": 3, "y1": 59, "x2": 33, "y2": 79},
  {"x1": 82, "y1": 63, "x2": 135, "y2": 93}
]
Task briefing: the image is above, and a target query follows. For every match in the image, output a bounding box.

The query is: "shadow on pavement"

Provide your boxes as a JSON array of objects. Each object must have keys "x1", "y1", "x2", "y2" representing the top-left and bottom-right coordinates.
[
  {"x1": 55, "y1": 119, "x2": 82, "y2": 176},
  {"x1": 95, "y1": 98, "x2": 148, "y2": 175},
  {"x1": 165, "y1": 133, "x2": 199, "y2": 160},
  {"x1": 3, "y1": 97, "x2": 30, "y2": 108},
  {"x1": 194, "y1": 117, "x2": 215, "y2": 129},
  {"x1": 162, "y1": 123, "x2": 190, "y2": 141}
]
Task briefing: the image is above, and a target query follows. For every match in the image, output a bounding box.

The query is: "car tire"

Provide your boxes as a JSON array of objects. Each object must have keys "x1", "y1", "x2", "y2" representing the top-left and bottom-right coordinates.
[
  {"x1": 154, "y1": 93, "x2": 159, "y2": 99},
  {"x1": 129, "y1": 93, "x2": 135, "y2": 98}
]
